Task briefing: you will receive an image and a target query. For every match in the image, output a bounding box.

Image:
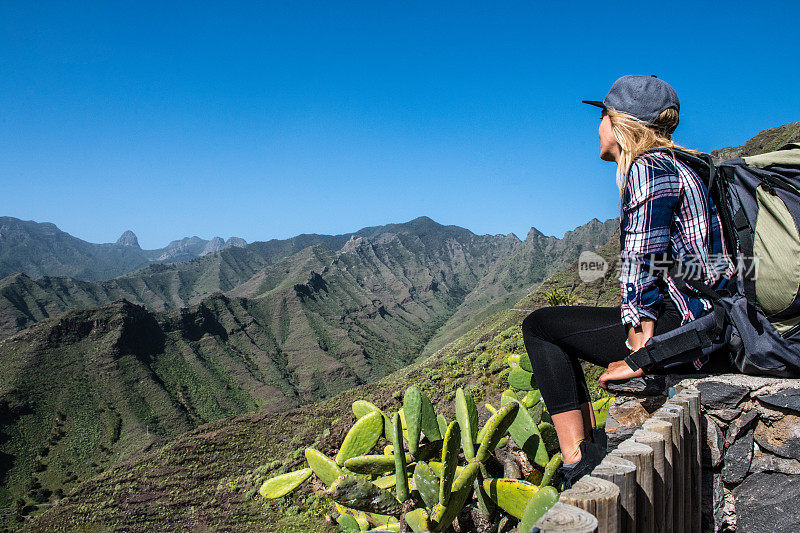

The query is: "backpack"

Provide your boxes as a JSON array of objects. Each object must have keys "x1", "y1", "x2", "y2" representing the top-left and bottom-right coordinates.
[{"x1": 626, "y1": 143, "x2": 800, "y2": 377}]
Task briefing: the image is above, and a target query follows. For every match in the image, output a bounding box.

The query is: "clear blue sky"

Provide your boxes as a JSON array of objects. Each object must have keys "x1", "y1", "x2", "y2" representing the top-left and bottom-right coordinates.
[{"x1": 2, "y1": 1, "x2": 798, "y2": 249}]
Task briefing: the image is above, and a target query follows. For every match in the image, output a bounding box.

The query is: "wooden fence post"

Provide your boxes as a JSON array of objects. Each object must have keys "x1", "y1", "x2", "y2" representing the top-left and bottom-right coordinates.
[
  {"x1": 643, "y1": 417, "x2": 674, "y2": 533},
  {"x1": 655, "y1": 403, "x2": 685, "y2": 533},
  {"x1": 668, "y1": 394, "x2": 694, "y2": 533},
  {"x1": 559, "y1": 475, "x2": 620, "y2": 533},
  {"x1": 633, "y1": 429, "x2": 666, "y2": 533},
  {"x1": 676, "y1": 389, "x2": 701, "y2": 533},
  {"x1": 534, "y1": 501, "x2": 599, "y2": 533},
  {"x1": 610, "y1": 440, "x2": 654, "y2": 533},
  {"x1": 591, "y1": 455, "x2": 637, "y2": 533}
]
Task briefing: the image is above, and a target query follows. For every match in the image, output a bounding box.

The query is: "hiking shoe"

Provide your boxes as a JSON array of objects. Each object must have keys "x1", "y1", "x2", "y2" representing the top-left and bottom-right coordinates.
[{"x1": 556, "y1": 439, "x2": 607, "y2": 490}]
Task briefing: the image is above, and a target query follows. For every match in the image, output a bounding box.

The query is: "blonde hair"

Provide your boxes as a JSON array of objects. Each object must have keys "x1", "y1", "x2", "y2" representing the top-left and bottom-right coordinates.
[{"x1": 607, "y1": 107, "x2": 701, "y2": 195}]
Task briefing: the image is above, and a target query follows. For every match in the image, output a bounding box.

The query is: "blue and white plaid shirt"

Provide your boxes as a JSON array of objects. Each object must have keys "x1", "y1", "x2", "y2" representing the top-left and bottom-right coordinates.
[{"x1": 619, "y1": 150, "x2": 735, "y2": 332}]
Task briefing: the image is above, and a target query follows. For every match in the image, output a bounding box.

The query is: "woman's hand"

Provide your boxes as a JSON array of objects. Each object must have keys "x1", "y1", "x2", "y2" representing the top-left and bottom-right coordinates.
[{"x1": 599, "y1": 360, "x2": 644, "y2": 390}]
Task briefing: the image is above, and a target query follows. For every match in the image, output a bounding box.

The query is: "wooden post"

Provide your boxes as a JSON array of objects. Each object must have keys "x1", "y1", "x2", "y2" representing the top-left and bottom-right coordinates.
[
  {"x1": 665, "y1": 398, "x2": 690, "y2": 533},
  {"x1": 591, "y1": 455, "x2": 637, "y2": 533},
  {"x1": 656, "y1": 403, "x2": 685, "y2": 533},
  {"x1": 534, "y1": 501, "x2": 599, "y2": 533},
  {"x1": 559, "y1": 475, "x2": 620, "y2": 533},
  {"x1": 611, "y1": 440, "x2": 654, "y2": 533},
  {"x1": 643, "y1": 417, "x2": 673, "y2": 533},
  {"x1": 633, "y1": 429, "x2": 666, "y2": 533},
  {"x1": 676, "y1": 389, "x2": 701, "y2": 533}
]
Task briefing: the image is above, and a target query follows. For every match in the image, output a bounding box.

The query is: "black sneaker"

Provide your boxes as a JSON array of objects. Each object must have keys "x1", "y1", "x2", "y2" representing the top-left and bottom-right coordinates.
[{"x1": 556, "y1": 439, "x2": 607, "y2": 490}]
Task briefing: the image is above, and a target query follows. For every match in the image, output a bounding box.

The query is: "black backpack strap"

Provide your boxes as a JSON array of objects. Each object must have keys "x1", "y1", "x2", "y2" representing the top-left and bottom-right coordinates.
[
  {"x1": 732, "y1": 206, "x2": 760, "y2": 311},
  {"x1": 670, "y1": 270, "x2": 723, "y2": 302},
  {"x1": 625, "y1": 304, "x2": 727, "y2": 371}
]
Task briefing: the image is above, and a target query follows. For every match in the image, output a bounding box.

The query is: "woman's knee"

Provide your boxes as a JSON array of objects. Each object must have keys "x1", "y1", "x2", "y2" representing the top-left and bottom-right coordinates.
[{"x1": 521, "y1": 307, "x2": 560, "y2": 342}]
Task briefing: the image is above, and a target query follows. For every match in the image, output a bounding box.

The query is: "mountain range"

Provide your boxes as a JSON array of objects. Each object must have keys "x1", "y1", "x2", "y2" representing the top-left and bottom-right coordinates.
[
  {"x1": 0, "y1": 216, "x2": 248, "y2": 282},
  {"x1": 0, "y1": 214, "x2": 617, "y2": 526}
]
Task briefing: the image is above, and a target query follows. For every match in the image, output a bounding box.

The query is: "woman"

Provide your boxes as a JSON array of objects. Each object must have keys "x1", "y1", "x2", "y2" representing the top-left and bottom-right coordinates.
[{"x1": 521, "y1": 75, "x2": 734, "y2": 488}]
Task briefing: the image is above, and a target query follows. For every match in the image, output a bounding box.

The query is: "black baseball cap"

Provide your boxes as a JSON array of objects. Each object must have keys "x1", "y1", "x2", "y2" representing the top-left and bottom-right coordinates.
[{"x1": 583, "y1": 75, "x2": 680, "y2": 126}]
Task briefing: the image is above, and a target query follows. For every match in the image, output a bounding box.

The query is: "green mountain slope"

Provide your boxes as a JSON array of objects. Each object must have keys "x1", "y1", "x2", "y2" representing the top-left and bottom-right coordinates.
[
  {"x1": 711, "y1": 121, "x2": 800, "y2": 162},
  {"x1": 421, "y1": 217, "x2": 619, "y2": 356}
]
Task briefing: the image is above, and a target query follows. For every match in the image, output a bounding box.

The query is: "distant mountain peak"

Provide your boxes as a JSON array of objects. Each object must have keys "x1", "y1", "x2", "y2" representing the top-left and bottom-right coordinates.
[
  {"x1": 116, "y1": 230, "x2": 140, "y2": 248},
  {"x1": 225, "y1": 237, "x2": 247, "y2": 248},
  {"x1": 525, "y1": 226, "x2": 547, "y2": 241},
  {"x1": 201, "y1": 237, "x2": 226, "y2": 256}
]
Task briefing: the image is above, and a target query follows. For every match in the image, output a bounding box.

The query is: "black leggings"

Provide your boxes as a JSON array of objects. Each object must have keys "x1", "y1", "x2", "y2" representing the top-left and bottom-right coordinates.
[{"x1": 520, "y1": 298, "x2": 684, "y2": 415}]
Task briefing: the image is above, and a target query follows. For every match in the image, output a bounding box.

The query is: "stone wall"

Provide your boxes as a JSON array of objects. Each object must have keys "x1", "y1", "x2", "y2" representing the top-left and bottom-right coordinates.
[{"x1": 606, "y1": 374, "x2": 800, "y2": 533}]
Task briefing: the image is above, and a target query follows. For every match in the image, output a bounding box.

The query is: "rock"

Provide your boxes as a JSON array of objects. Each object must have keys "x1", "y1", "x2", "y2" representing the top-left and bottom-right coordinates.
[
  {"x1": 704, "y1": 415, "x2": 724, "y2": 468},
  {"x1": 607, "y1": 397, "x2": 652, "y2": 428},
  {"x1": 705, "y1": 407, "x2": 742, "y2": 425},
  {"x1": 606, "y1": 426, "x2": 636, "y2": 452},
  {"x1": 755, "y1": 402, "x2": 789, "y2": 422},
  {"x1": 702, "y1": 469, "x2": 725, "y2": 532},
  {"x1": 723, "y1": 487, "x2": 737, "y2": 531},
  {"x1": 606, "y1": 375, "x2": 667, "y2": 395},
  {"x1": 725, "y1": 410, "x2": 759, "y2": 446},
  {"x1": 722, "y1": 428, "x2": 753, "y2": 484},
  {"x1": 754, "y1": 415, "x2": 800, "y2": 460},
  {"x1": 750, "y1": 452, "x2": 800, "y2": 475},
  {"x1": 734, "y1": 472, "x2": 800, "y2": 533},
  {"x1": 757, "y1": 388, "x2": 800, "y2": 413},
  {"x1": 696, "y1": 380, "x2": 749, "y2": 409}
]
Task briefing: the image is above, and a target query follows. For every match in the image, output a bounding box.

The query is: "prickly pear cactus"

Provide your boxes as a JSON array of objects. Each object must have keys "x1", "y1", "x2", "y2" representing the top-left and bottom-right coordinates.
[{"x1": 254, "y1": 372, "x2": 587, "y2": 532}]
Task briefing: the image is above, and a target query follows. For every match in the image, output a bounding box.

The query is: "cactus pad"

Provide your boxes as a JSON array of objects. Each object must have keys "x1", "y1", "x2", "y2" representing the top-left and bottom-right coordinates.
[
  {"x1": 404, "y1": 386, "x2": 441, "y2": 456},
  {"x1": 336, "y1": 512, "x2": 360, "y2": 532},
  {"x1": 412, "y1": 461, "x2": 439, "y2": 509},
  {"x1": 438, "y1": 420, "x2": 461, "y2": 505},
  {"x1": 476, "y1": 402, "x2": 519, "y2": 462},
  {"x1": 390, "y1": 412, "x2": 410, "y2": 502},
  {"x1": 429, "y1": 461, "x2": 481, "y2": 532},
  {"x1": 304, "y1": 448, "x2": 343, "y2": 487},
  {"x1": 373, "y1": 474, "x2": 397, "y2": 489},
  {"x1": 258, "y1": 467, "x2": 312, "y2": 499},
  {"x1": 404, "y1": 508, "x2": 429, "y2": 533},
  {"x1": 519, "y1": 486, "x2": 559, "y2": 532},
  {"x1": 327, "y1": 475, "x2": 402, "y2": 517},
  {"x1": 521, "y1": 390, "x2": 542, "y2": 408},
  {"x1": 541, "y1": 452, "x2": 563, "y2": 487},
  {"x1": 506, "y1": 400, "x2": 549, "y2": 467},
  {"x1": 592, "y1": 397, "x2": 613, "y2": 428},
  {"x1": 537, "y1": 421, "x2": 560, "y2": 457},
  {"x1": 508, "y1": 368, "x2": 536, "y2": 390},
  {"x1": 352, "y1": 399, "x2": 382, "y2": 419},
  {"x1": 345, "y1": 454, "x2": 409, "y2": 476},
  {"x1": 519, "y1": 351, "x2": 534, "y2": 372},
  {"x1": 500, "y1": 389, "x2": 518, "y2": 406},
  {"x1": 483, "y1": 478, "x2": 541, "y2": 519},
  {"x1": 335, "y1": 411, "x2": 383, "y2": 465},
  {"x1": 455, "y1": 388, "x2": 478, "y2": 461}
]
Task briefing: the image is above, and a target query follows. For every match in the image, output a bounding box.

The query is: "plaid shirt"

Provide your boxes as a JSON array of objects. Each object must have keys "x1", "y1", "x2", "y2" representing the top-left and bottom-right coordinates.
[{"x1": 619, "y1": 150, "x2": 735, "y2": 333}]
